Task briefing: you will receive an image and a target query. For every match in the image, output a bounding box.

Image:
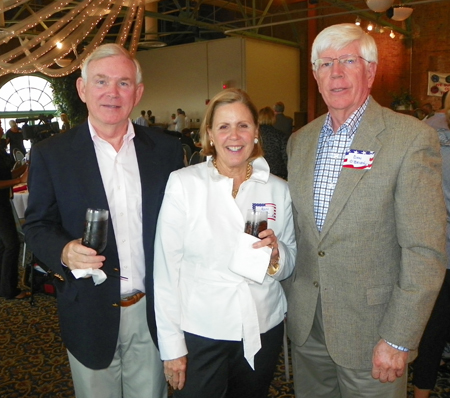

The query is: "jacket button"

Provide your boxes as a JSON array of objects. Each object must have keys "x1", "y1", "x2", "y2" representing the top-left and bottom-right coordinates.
[
  {"x1": 318, "y1": 251, "x2": 325, "y2": 257},
  {"x1": 113, "y1": 268, "x2": 119, "y2": 272},
  {"x1": 313, "y1": 281, "x2": 319, "y2": 288},
  {"x1": 112, "y1": 303, "x2": 119, "y2": 307}
]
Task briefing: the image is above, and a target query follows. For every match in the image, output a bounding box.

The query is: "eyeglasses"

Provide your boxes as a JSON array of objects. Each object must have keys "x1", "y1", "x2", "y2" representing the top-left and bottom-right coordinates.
[{"x1": 313, "y1": 54, "x2": 371, "y2": 71}]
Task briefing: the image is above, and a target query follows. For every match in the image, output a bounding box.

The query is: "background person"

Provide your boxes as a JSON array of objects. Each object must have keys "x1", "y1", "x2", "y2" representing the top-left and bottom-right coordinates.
[
  {"x1": 412, "y1": 110, "x2": 450, "y2": 398},
  {"x1": 154, "y1": 88, "x2": 296, "y2": 398},
  {"x1": 285, "y1": 23, "x2": 446, "y2": 398},
  {"x1": 24, "y1": 43, "x2": 184, "y2": 398},
  {"x1": 0, "y1": 122, "x2": 28, "y2": 300},
  {"x1": 6, "y1": 120, "x2": 26, "y2": 159},
  {"x1": 147, "y1": 110, "x2": 156, "y2": 124},
  {"x1": 258, "y1": 106, "x2": 288, "y2": 180},
  {"x1": 182, "y1": 110, "x2": 190, "y2": 129},
  {"x1": 168, "y1": 113, "x2": 176, "y2": 130},
  {"x1": 0, "y1": 121, "x2": 6, "y2": 150},
  {"x1": 134, "y1": 109, "x2": 149, "y2": 127},
  {"x1": 421, "y1": 103, "x2": 435, "y2": 120},
  {"x1": 424, "y1": 92, "x2": 449, "y2": 130},
  {"x1": 173, "y1": 108, "x2": 186, "y2": 132},
  {"x1": 60, "y1": 113, "x2": 71, "y2": 133},
  {"x1": 273, "y1": 101, "x2": 293, "y2": 139}
]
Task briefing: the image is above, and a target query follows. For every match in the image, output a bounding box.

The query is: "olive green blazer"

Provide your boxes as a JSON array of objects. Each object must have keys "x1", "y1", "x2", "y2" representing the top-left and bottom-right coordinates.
[{"x1": 285, "y1": 97, "x2": 447, "y2": 369}]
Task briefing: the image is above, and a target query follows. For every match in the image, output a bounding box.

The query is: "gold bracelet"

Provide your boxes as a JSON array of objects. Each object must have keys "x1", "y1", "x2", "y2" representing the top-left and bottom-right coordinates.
[{"x1": 267, "y1": 258, "x2": 280, "y2": 276}]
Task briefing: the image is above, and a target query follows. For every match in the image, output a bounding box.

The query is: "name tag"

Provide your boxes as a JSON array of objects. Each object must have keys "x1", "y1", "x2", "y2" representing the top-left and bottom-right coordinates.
[
  {"x1": 253, "y1": 203, "x2": 276, "y2": 221},
  {"x1": 343, "y1": 149, "x2": 375, "y2": 170}
]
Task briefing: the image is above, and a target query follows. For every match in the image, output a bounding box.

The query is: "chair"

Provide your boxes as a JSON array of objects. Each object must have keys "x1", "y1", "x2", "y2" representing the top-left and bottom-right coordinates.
[
  {"x1": 13, "y1": 149, "x2": 25, "y2": 162},
  {"x1": 12, "y1": 160, "x2": 23, "y2": 170},
  {"x1": 189, "y1": 151, "x2": 204, "y2": 165},
  {"x1": 182, "y1": 144, "x2": 192, "y2": 164},
  {"x1": 10, "y1": 199, "x2": 44, "y2": 305},
  {"x1": 182, "y1": 147, "x2": 188, "y2": 167}
]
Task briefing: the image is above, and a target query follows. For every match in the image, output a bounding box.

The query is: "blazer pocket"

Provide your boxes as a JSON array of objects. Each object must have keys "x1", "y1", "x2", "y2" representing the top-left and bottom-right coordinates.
[{"x1": 366, "y1": 285, "x2": 393, "y2": 306}]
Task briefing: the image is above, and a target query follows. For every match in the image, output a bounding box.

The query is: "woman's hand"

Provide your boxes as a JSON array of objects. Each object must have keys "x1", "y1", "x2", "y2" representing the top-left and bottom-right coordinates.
[
  {"x1": 164, "y1": 356, "x2": 187, "y2": 390},
  {"x1": 253, "y1": 228, "x2": 279, "y2": 262}
]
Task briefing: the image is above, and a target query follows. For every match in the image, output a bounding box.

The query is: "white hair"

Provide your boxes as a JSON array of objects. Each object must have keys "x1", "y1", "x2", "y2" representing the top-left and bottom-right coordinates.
[
  {"x1": 80, "y1": 43, "x2": 142, "y2": 84},
  {"x1": 311, "y1": 23, "x2": 378, "y2": 71}
]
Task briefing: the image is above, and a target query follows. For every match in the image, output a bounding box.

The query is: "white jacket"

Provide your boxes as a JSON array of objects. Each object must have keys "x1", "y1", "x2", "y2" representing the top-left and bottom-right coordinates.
[{"x1": 154, "y1": 157, "x2": 296, "y2": 367}]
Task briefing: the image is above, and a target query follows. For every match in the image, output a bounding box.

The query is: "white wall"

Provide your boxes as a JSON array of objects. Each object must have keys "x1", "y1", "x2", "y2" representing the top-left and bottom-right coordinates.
[
  {"x1": 206, "y1": 38, "x2": 244, "y2": 99},
  {"x1": 136, "y1": 41, "x2": 208, "y2": 127},
  {"x1": 245, "y1": 39, "x2": 300, "y2": 121},
  {"x1": 135, "y1": 37, "x2": 300, "y2": 127}
]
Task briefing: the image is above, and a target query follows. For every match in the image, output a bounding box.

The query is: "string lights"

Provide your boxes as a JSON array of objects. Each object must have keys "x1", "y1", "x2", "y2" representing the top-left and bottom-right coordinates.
[
  {"x1": 354, "y1": 17, "x2": 399, "y2": 39},
  {"x1": 0, "y1": 0, "x2": 146, "y2": 77}
]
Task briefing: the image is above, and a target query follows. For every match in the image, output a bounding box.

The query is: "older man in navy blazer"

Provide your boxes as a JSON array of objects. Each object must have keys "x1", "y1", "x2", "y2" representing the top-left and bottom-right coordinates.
[
  {"x1": 285, "y1": 24, "x2": 446, "y2": 398},
  {"x1": 24, "y1": 44, "x2": 183, "y2": 398}
]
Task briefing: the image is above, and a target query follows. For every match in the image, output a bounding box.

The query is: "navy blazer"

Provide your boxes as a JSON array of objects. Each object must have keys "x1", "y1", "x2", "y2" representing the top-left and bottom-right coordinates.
[{"x1": 24, "y1": 122, "x2": 184, "y2": 369}]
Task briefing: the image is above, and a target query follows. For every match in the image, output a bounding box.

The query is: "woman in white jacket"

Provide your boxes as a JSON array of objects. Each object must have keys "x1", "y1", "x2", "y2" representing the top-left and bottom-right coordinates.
[{"x1": 154, "y1": 88, "x2": 296, "y2": 398}]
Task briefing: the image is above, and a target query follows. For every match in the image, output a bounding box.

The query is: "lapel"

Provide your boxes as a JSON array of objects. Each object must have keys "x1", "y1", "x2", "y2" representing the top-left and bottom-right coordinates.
[
  {"x1": 297, "y1": 122, "x2": 323, "y2": 242},
  {"x1": 133, "y1": 127, "x2": 164, "y2": 214},
  {"x1": 320, "y1": 98, "x2": 385, "y2": 240},
  {"x1": 68, "y1": 123, "x2": 159, "y2": 210},
  {"x1": 69, "y1": 122, "x2": 109, "y2": 211},
  {"x1": 64, "y1": 123, "x2": 119, "y2": 266}
]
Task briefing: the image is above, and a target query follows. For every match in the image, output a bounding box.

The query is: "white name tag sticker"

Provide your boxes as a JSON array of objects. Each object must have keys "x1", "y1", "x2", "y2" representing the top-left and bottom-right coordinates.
[
  {"x1": 343, "y1": 149, "x2": 375, "y2": 170},
  {"x1": 253, "y1": 203, "x2": 276, "y2": 221}
]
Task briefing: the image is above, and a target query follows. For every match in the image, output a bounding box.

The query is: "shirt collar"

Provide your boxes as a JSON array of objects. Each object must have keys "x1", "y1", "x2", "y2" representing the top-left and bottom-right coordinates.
[
  {"x1": 87, "y1": 118, "x2": 136, "y2": 144},
  {"x1": 323, "y1": 96, "x2": 370, "y2": 138}
]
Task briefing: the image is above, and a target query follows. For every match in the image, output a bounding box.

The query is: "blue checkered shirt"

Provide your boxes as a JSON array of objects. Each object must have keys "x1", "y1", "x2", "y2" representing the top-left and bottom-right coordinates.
[{"x1": 313, "y1": 97, "x2": 369, "y2": 231}]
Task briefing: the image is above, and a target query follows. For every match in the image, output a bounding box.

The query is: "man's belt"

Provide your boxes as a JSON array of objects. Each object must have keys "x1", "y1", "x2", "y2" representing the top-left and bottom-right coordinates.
[{"x1": 120, "y1": 291, "x2": 145, "y2": 307}]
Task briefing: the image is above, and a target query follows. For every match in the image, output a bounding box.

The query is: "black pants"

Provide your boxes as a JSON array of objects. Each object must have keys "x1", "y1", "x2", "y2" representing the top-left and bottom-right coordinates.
[
  {"x1": 413, "y1": 269, "x2": 450, "y2": 389},
  {"x1": 0, "y1": 199, "x2": 20, "y2": 298},
  {"x1": 174, "y1": 321, "x2": 284, "y2": 398}
]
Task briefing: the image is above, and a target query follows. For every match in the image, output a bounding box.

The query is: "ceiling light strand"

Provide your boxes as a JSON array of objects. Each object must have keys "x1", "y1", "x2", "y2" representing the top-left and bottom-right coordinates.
[{"x1": 0, "y1": 0, "x2": 143, "y2": 77}]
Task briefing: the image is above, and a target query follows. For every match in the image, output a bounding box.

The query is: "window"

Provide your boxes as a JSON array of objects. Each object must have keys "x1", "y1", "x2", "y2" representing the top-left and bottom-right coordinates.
[{"x1": 0, "y1": 76, "x2": 59, "y2": 152}]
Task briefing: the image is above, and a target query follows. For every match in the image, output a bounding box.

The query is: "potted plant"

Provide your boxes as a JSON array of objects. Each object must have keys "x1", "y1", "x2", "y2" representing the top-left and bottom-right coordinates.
[{"x1": 390, "y1": 89, "x2": 417, "y2": 111}]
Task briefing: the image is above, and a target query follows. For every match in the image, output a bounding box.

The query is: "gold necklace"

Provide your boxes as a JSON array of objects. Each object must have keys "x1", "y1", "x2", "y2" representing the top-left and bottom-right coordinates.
[{"x1": 212, "y1": 158, "x2": 252, "y2": 198}]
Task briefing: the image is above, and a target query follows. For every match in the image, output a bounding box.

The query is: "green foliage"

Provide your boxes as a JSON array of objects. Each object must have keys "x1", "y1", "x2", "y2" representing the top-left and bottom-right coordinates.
[
  {"x1": 390, "y1": 88, "x2": 417, "y2": 110},
  {"x1": 51, "y1": 71, "x2": 87, "y2": 127}
]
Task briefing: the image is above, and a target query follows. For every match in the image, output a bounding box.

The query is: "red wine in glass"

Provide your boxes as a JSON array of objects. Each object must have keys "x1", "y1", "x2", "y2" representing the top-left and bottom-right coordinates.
[{"x1": 244, "y1": 210, "x2": 268, "y2": 238}]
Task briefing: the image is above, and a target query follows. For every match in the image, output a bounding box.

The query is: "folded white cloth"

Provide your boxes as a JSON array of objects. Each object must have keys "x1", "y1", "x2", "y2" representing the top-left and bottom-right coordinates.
[
  {"x1": 228, "y1": 232, "x2": 271, "y2": 284},
  {"x1": 71, "y1": 268, "x2": 107, "y2": 285}
]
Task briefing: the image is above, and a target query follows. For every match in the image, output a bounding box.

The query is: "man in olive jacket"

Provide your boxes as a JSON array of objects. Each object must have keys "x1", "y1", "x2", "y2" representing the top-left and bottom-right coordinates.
[{"x1": 285, "y1": 23, "x2": 446, "y2": 398}]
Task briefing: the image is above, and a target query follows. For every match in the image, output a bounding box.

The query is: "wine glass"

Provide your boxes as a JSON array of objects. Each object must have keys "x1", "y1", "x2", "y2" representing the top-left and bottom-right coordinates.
[
  {"x1": 244, "y1": 209, "x2": 268, "y2": 238},
  {"x1": 82, "y1": 208, "x2": 109, "y2": 253}
]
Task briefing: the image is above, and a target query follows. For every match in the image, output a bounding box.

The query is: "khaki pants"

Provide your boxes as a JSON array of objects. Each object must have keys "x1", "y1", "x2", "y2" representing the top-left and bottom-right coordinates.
[
  {"x1": 291, "y1": 298, "x2": 407, "y2": 398},
  {"x1": 68, "y1": 298, "x2": 167, "y2": 398}
]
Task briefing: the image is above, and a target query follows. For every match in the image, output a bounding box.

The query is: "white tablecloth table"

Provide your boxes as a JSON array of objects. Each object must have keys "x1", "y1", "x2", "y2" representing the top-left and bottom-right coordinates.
[{"x1": 12, "y1": 185, "x2": 29, "y2": 219}]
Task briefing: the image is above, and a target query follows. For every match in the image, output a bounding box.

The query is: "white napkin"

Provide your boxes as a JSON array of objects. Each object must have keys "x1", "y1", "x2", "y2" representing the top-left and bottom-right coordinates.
[
  {"x1": 71, "y1": 268, "x2": 107, "y2": 285},
  {"x1": 228, "y1": 232, "x2": 272, "y2": 284}
]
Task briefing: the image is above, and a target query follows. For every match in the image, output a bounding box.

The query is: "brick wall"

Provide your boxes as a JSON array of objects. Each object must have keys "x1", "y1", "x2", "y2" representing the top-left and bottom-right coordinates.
[
  {"x1": 410, "y1": 2, "x2": 450, "y2": 111},
  {"x1": 312, "y1": 1, "x2": 450, "y2": 115}
]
